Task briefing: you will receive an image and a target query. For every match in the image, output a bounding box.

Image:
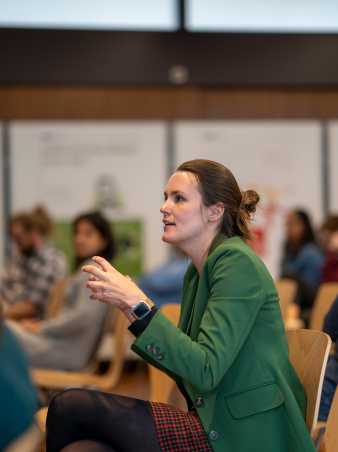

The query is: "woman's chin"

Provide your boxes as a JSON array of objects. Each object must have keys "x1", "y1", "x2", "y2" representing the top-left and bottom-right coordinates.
[{"x1": 162, "y1": 234, "x2": 176, "y2": 244}]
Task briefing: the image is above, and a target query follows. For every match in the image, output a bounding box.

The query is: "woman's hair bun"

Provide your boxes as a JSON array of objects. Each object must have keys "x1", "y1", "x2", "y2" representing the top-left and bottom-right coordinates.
[{"x1": 241, "y1": 190, "x2": 260, "y2": 214}]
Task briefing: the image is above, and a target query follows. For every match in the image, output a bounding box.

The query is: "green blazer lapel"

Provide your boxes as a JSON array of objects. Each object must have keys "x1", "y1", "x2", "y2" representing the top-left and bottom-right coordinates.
[
  {"x1": 189, "y1": 276, "x2": 209, "y2": 340},
  {"x1": 179, "y1": 235, "x2": 230, "y2": 336},
  {"x1": 189, "y1": 235, "x2": 240, "y2": 339},
  {"x1": 178, "y1": 268, "x2": 199, "y2": 333}
]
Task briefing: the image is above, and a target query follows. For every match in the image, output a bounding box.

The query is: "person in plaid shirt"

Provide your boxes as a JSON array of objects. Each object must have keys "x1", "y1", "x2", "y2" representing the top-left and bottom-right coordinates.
[
  {"x1": 46, "y1": 160, "x2": 315, "y2": 452},
  {"x1": 0, "y1": 206, "x2": 66, "y2": 320}
]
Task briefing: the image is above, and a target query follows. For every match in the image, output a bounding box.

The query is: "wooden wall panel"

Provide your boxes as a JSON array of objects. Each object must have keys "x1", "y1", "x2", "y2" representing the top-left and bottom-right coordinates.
[{"x1": 1, "y1": 86, "x2": 338, "y2": 120}]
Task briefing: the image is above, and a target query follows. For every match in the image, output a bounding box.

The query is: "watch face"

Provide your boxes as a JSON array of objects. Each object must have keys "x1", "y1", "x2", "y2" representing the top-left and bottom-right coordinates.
[{"x1": 133, "y1": 301, "x2": 151, "y2": 319}]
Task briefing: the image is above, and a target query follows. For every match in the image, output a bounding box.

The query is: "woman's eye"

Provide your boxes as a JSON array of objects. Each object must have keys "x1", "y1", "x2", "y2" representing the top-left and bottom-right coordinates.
[{"x1": 175, "y1": 194, "x2": 185, "y2": 202}]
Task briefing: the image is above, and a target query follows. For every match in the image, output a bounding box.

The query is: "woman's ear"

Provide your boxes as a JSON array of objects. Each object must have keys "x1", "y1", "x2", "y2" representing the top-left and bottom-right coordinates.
[{"x1": 207, "y1": 202, "x2": 225, "y2": 223}]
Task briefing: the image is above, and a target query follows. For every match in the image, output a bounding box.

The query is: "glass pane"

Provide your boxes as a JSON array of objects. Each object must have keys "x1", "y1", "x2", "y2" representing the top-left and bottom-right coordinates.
[
  {"x1": 0, "y1": 0, "x2": 178, "y2": 31},
  {"x1": 187, "y1": 0, "x2": 338, "y2": 33}
]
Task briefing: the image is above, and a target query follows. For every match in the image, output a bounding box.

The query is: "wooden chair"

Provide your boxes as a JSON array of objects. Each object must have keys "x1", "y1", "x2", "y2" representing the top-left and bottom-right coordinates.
[
  {"x1": 32, "y1": 307, "x2": 129, "y2": 392},
  {"x1": 310, "y1": 283, "x2": 338, "y2": 331},
  {"x1": 318, "y1": 388, "x2": 338, "y2": 452},
  {"x1": 4, "y1": 423, "x2": 41, "y2": 452},
  {"x1": 148, "y1": 304, "x2": 186, "y2": 409},
  {"x1": 275, "y1": 278, "x2": 297, "y2": 322},
  {"x1": 45, "y1": 278, "x2": 68, "y2": 320},
  {"x1": 36, "y1": 406, "x2": 49, "y2": 436},
  {"x1": 286, "y1": 329, "x2": 331, "y2": 433}
]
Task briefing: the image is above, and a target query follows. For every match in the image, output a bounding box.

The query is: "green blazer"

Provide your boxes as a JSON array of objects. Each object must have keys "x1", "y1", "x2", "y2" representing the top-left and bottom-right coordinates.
[{"x1": 132, "y1": 236, "x2": 316, "y2": 452}]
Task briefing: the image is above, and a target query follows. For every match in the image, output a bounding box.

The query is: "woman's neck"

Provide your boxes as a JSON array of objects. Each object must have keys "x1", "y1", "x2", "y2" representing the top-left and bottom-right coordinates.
[{"x1": 184, "y1": 232, "x2": 219, "y2": 275}]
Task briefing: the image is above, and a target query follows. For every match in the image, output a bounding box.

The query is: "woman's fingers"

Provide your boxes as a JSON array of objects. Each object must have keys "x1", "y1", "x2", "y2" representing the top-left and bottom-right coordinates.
[
  {"x1": 92, "y1": 256, "x2": 117, "y2": 273},
  {"x1": 82, "y1": 264, "x2": 109, "y2": 281},
  {"x1": 86, "y1": 280, "x2": 107, "y2": 291}
]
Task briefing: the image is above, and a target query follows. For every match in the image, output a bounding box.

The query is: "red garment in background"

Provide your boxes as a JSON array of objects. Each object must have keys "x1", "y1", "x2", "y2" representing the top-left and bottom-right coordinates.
[{"x1": 321, "y1": 252, "x2": 338, "y2": 282}]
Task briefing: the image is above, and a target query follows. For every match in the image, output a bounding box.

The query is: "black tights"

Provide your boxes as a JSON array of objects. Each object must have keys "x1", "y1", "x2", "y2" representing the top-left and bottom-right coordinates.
[{"x1": 46, "y1": 388, "x2": 161, "y2": 452}]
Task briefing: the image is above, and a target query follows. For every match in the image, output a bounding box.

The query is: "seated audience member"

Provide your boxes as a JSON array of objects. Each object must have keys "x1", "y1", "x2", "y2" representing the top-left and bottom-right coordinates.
[
  {"x1": 0, "y1": 303, "x2": 38, "y2": 450},
  {"x1": 46, "y1": 160, "x2": 316, "y2": 452},
  {"x1": 0, "y1": 206, "x2": 67, "y2": 320},
  {"x1": 137, "y1": 250, "x2": 189, "y2": 308},
  {"x1": 319, "y1": 214, "x2": 338, "y2": 283},
  {"x1": 280, "y1": 209, "x2": 324, "y2": 321},
  {"x1": 6, "y1": 211, "x2": 116, "y2": 371},
  {"x1": 318, "y1": 295, "x2": 338, "y2": 422}
]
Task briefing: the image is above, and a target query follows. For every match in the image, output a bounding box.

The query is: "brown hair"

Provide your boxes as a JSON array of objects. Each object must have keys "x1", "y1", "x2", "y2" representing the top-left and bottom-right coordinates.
[
  {"x1": 176, "y1": 159, "x2": 259, "y2": 240},
  {"x1": 321, "y1": 214, "x2": 338, "y2": 233},
  {"x1": 10, "y1": 211, "x2": 33, "y2": 232},
  {"x1": 10, "y1": 205, "x2": 53, "y2": 237}
]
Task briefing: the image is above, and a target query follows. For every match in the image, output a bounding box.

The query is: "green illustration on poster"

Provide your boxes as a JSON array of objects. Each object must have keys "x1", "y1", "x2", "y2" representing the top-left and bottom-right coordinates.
[{"x1": 52, "y1": 219, "x2": 143, "y2": 277}]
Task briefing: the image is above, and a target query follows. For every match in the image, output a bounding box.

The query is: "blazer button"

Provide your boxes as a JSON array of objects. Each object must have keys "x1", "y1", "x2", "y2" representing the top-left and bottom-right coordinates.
[
  {"x1": 157, "y1": 353, "x2": 164, "y2": 361},
  {"x1": 209, "y1": 430, "x2": 219, "y2": 441},
  {"x1": 146, "y1": 344, "x2": 154, "y2": 353},
  {"x1": 195, "y1": 396, "x2": 204, "y2": 407},
  {"x1": 153, "y1": 345, "x2": 161, "y2": 356}
]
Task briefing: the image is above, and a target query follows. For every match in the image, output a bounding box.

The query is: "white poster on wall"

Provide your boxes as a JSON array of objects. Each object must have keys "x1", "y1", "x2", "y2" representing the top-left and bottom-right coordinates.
[
  {"x1": 10, "y1": 121, "x2": 168, "y2": 273},
  {"x1": 328, "y1": 122, "x2": 338, "y2": 212},
  {"x1": 174, "y1": 121, "x2": 323, "y2": 278}
]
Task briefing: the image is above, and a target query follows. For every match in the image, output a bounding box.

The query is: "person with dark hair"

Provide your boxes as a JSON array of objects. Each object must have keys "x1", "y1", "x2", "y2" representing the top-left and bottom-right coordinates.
[
  {"x1": 72, "y1": 211, "x2": 117, "y2": 271},
  {"x1": 46, "y1": 160, "x2": 315, "y2": 452},
  {"x1": 0, "y1": 302, "x2": 38, "y2": 450},
  {"x1": 6, "y1": 211, "x2": 116, "y2": 371},
  {"x1": 280, "y1": 208, "x2": 324, "y2": 319},
  {"x1": 0, "y1": 205, "x2": 67, "y2": 320}
]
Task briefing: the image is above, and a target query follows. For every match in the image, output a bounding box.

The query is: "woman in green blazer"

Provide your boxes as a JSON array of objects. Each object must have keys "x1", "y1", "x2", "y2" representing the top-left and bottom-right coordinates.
[{"x1": 46, "y1": 159, "x2": 315, "y2": 452}]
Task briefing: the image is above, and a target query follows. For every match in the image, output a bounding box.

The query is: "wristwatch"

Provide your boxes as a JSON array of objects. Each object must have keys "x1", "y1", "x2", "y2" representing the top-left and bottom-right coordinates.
[{"x1": 130, "y1": 299, "x2": 152, "y2": 320}]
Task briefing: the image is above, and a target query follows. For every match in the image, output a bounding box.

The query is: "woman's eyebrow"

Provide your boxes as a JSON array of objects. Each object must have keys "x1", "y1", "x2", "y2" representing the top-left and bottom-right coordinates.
[{"x1": 164, "y1": 190, "x2": 184, "y2": 196}]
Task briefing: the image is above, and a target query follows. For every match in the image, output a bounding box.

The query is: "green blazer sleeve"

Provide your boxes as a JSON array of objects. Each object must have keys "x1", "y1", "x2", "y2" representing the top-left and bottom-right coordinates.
[{"x1": 132, "y1": 246, "x2": 264, "y2": 392}]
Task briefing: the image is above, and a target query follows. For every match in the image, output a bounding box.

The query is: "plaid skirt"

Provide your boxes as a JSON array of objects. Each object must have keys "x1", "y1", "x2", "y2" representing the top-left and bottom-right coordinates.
[{"x1": 150, "y1": 402, "x2": 212, "y2": 451}]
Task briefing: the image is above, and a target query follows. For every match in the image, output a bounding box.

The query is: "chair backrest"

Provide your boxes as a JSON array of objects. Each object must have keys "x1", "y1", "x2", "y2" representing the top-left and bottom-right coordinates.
[
  {"x1": 275, "y1": 278, "x2": 297, "y2": 321},
  {"x1": 286, "y1": 329, "x2": 331, "y2": 433},
  {"x1": 310, "y1": 283, "x2": 338, "y2": 331},
  {"x1": 320, "y1": 388, "x2": 338, "y2": 452},
  {"x1": 96, "y1": 307, "x2": 129, "y2": 390},
  {"x1": 45, "y1": 278, "x2": 68, "y2": 320},
  {"x1": 148, "y1": 304, "x2": 186, "y2": 408}
]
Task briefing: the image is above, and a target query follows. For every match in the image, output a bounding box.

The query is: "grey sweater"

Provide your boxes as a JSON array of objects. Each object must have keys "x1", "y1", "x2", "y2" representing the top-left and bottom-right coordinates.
[{"x1": 7, "y1": 269, "x2": 108, "y2": 371}]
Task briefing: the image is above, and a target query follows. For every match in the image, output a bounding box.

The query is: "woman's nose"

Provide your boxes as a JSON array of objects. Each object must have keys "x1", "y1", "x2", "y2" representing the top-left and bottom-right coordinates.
[{"x1": 160, "y1": 200, "x2": 170, "y2": 215}]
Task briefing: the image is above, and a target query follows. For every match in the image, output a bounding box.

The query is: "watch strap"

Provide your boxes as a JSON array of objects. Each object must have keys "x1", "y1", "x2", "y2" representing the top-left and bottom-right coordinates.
[{"x1": 128, "y1": 306, "x2": 158, "y2": 337}]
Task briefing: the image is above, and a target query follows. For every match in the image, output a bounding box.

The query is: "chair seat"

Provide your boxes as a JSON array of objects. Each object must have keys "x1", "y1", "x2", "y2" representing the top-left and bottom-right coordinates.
[
  {"x1": 4, "y1": 423, "x2": 41, "y2": 452},
  {"x1": 32, "y1": 308, "x2": 129, "y2": 392}
]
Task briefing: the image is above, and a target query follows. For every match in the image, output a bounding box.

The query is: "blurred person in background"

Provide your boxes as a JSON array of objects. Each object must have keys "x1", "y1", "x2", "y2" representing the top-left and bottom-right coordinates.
[
  {"x1": 318, "y1": 295, "x2": 338, "y2": 422},
  {"x1": 6, "y1": 211, "x2": 116, "y2": 371},
  {"x1": 0, "y1": 206, "x2": 67, "y2": 320},
  {"x1": 319, "y1": 214, "x2": 338, "y2": 283},
  {"x1": 280, "y1": 208, "x2": 324, "y2": 323},
  {"x1": 0, "y1": 301, "x2": 38, "y2": 450},
  {"x1": 138, "y1": 249, "x2": 189, "y2": 308}
]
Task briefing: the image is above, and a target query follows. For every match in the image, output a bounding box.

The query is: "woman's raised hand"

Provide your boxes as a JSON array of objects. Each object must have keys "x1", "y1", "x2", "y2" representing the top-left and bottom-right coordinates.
[{"x1": 82, "y1": 256, "x2": 146, "y2": 313}]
